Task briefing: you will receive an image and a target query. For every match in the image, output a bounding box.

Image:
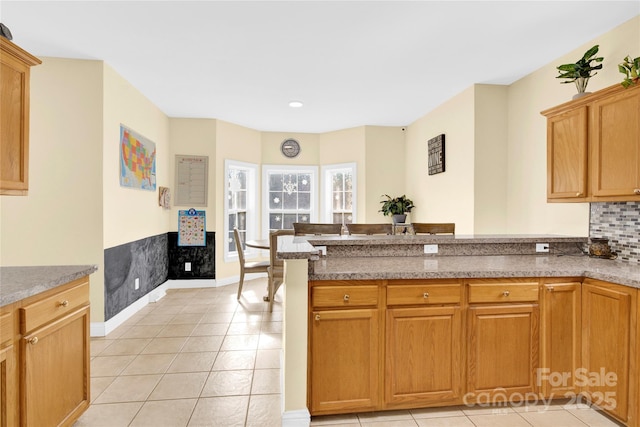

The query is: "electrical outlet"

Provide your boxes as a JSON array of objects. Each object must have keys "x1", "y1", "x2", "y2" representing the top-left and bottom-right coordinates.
[
  {"x1": 536, "y1": 243, "x2": 550, "y2": 253},
  {"x1": 185, "y1": 262, "x2": 192, "y2": 271},
  {"x1": 134, "y1": 278, "x2": 140, "y2": 290},
  {"x1": 423, "y1": 244, "x2": 438, "y2": 254},
  {"x1": 315, "y1": 246, "x2": 327, "y2": 256}
]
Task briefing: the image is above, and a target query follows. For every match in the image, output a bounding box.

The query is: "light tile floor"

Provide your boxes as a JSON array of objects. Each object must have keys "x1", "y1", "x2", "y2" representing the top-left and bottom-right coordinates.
[{"x1": 75, "y1": 278, "x2": 623, "y2": 427}]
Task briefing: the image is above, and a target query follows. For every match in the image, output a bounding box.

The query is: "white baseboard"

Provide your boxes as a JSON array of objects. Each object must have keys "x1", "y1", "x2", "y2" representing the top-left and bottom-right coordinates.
[{"x1": 281, "y1": 409, "x2": 311, "y2": 427}]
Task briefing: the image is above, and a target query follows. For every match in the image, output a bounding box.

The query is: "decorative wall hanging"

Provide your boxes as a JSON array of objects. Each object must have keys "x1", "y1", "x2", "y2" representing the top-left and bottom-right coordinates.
[
  {"x1": 178, "y1": 208, "x2": 206, "y2": 246},
  {"x1": 158, "y1": 186, "x2": 171, "y2": 209},
  {"x1": 175, "y1": 155, "x2": 208, "y2": 207},
  {"x1": 119, "y1": 124, "x2": 156, "y2": 190},
  {"x1": 428, "y1": 134, "x2": 445, "y2": 175}
]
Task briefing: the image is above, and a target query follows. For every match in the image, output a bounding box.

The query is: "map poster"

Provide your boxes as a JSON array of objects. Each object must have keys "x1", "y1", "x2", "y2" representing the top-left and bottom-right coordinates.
[
  {"x1": 178, "y1": 208, "x2": 206, "y2": 246},
  {"x1": 120, "y1": 124, "x2": 157, "y2": 191}
]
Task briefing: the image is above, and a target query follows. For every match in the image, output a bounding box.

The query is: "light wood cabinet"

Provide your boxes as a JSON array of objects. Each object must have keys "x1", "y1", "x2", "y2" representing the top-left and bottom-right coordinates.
[
  {"x1": 385, "y1": 281, "x2": 463, "y2": 408},
  {"x1": 540, "y1": 280, "x2": 581, "y2": 397},
  {"x1": 309, "y1": 281, "x2": 381, "y2": 415},
  {"x1": 466, "y1": 279, "x2": 539, "y2": 402},
  {"x1": 0, "y1": 276, "x2": 90, "y2": 427},
  {"x1": 0, "y1": 38, "x2": 41, "y2": 196},
  {"x1": 541, "y1": 83, "x2": 640, "y2": 202},
  {"x1": 582, "y1": 279, "x2": 637, "y2": 425}
]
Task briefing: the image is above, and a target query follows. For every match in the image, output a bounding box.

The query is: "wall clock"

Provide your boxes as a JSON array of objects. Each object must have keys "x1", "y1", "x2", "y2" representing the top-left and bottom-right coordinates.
[{"x1": 281, "y1": 138, "x2": 301, "y2": 158}]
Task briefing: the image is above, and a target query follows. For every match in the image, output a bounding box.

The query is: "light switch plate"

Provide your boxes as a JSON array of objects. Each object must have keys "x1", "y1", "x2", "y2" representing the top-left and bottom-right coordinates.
[{"x1": 185, "y1": 262, "x2": 192, "y2": 271}]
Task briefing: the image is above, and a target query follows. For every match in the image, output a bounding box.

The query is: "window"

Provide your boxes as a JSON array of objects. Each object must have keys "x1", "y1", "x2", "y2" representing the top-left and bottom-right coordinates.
[
  {"x1": 322, "y1": 163, "x2": 356, "y2": 225},
  {"x1": 224, "y1": 160, "x2": 258, "y2": 261},
  {"x1": 262, "y1": 165, "x2": 318, "y2": 235}
]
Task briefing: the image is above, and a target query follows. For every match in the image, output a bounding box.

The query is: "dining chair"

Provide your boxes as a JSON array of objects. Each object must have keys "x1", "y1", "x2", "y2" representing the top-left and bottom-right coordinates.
[
  {"x1": 412, "y1": 223, "x2": 456, "y2": 235},
  {"x1": 267, "y1": 229, "x2": 295, "y2": 311},
  {"x1": 345, "y1": 223, "x2": 393, "y2": 235},
  {"x1": 233, "y1": 228, "x2": 270, "y2": 300},
  {"x1": 292, "y1": 222, "x2": 342, "y2": 236}
]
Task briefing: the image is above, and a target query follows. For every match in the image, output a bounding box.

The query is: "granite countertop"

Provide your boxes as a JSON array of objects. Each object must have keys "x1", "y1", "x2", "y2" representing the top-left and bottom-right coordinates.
[
  {"x1": 309, "y1": 255, "x2": 640, "y2": 288},
  {"x1": 300, "y1": 234, "x2": 588, "y2": 246},
  {"x1": 0, "y1": 265, "x2": 98, "y2": 307}
]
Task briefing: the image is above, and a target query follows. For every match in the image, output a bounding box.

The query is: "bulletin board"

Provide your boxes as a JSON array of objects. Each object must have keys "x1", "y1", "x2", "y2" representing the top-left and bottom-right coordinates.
[{"x1": 178, "y1": 208, "x2": 206, "y2": 246}]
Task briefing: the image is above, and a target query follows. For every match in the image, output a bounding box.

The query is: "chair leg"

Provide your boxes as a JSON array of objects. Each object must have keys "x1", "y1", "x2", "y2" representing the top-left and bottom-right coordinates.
[{"x1": 237, "y1": 271, "x2": 245, "y2": 300}]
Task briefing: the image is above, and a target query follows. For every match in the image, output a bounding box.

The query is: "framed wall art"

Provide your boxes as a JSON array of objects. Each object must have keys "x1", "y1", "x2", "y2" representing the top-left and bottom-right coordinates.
[{"x1": 428, "y1": 134, "x2": 445, "y2": 175}]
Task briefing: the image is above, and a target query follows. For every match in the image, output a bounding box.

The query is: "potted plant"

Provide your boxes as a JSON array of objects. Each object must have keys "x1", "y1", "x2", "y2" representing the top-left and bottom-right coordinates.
[
  {"x1": 619, "y1": 55, "x2": 640, "y2": 88},
  {"x1": 379, "y1": 194, "x2": 415, "y2": 224},
  {"x1": 556, "y1": 45, "x2": 604, "y2": 99}
]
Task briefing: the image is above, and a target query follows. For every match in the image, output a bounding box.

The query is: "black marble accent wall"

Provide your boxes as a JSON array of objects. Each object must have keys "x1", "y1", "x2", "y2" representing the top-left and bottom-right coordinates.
[
  {"x1": 590, "y1": 201, "x2": 640, "y2": 263},
  {"x1": 167, "y1": 232, "x2": 216, "y2": 279},
  {"x1": 104, "y1": 233, "x2": 169, "y2": 320}
]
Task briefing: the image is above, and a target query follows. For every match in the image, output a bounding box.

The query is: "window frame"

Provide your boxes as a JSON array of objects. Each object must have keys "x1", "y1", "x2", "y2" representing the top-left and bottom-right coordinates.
[
  {"x1": 224, "y1": 159, "x2": 259, "y2": 262},
  {"x1": 321, "y1": 162, "x2": 357, "y2": 224}
]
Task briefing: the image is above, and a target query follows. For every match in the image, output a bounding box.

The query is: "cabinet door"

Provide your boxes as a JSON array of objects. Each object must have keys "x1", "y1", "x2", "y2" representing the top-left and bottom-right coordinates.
[
  {"x1": 385, "y1": 306, "x2": 462, "y2": 407},
  {"x1": 467, "y1": 304, "x2": 539, "y2": 401},
  {"x1": 309, "y1": 309, "x2": 379, "y2": 415},
  {"x1": 546, "y1": 107, "x2": 589, "y2": 200},
  {"x1": 0, "y1": 345, "x2": 17, "y2": 427},
  {"x1": 21, "y1": 306, "x2": 90, "y2": 427},
  {"x1": 591, "y1": 86, "x2": 640, "y2": 199},
  {"x1": 540, "y1": 282, "x2": 581, "y2": 397},
  {"x1": 582, "y1": 281, "x2": 635, "y2": 423}
]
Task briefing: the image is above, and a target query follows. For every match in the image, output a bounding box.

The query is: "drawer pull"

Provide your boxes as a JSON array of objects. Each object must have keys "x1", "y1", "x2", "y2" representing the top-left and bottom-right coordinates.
[
  {"x1": 576, "y1": 192, "x2": 583, "y2": 197},
  {"x1": 423, "y1": 292, "x2": 429, "y2": 299},
  {"x1": 59, "y1": 300, "x2": 69, "y2": 307},
  {"x1": 343, "y1": 294, "x2": 350, "y2": 302},
  {"x1": 547, "y1": 286, "x2": 555, "y2": 292},
  {"x1": 29, "y1": 337, "x2": 39, "y2": 345},
  {"x1": 315, "y1": 314, "x2": 321, "y2": 321},
  {"x1": 502, "y1": 290, "x2": 510, "y2": 297},
  {"x1": 634, "y1": 188, "x2": 640, "y2": 195}
]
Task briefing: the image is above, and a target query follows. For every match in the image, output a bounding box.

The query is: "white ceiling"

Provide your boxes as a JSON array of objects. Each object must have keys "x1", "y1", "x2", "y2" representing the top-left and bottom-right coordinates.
[{"x1": 2, "y1": 1, "x2": 639, "y2": 133}]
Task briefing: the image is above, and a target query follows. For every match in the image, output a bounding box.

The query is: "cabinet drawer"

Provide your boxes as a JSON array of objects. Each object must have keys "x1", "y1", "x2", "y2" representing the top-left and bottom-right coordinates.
[
  {"x1": 387, "y1": 284, "x2": 460, "y2": 306},
  {"x1": 20, "y1": 281, "x2": 89, "y2": 333},
  {"x1": 468, "y1": 282, "x2": 539, "y2": 303},
  {"x1": 0, "y1": 311, "x2": 13, "y2": 346},
  {"x1": 312, "y1": 286, "x2": 378, "y2": 308}
]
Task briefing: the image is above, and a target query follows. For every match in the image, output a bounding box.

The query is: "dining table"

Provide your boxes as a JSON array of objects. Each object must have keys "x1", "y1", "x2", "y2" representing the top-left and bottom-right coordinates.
[{"x1": 245, "y1": 239, "x2": 270, "y2": 250}]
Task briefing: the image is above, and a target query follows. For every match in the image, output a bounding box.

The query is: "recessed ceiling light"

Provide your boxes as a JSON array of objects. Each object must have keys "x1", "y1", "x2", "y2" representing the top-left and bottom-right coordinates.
[{"x1": 289, "y1": 101, "x2": 304, "y2": 108}]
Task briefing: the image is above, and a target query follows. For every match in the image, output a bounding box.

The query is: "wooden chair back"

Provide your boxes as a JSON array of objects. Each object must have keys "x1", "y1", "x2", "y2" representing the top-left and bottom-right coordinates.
[
  {"x1": 412, "y1": 223, "x2": 456, "y2": 235},
  {"x1": 346, "y1": 223, "x2": 392, "y2": 235},
  {"x1": 293, "y1": 222, "x2": 342, "y2": 236}
]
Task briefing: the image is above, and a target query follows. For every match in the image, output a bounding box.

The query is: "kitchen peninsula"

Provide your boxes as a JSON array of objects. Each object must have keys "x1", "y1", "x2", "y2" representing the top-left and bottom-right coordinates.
[{"x1": 277, "y1": 234, "x2": 640, "y2": 427}]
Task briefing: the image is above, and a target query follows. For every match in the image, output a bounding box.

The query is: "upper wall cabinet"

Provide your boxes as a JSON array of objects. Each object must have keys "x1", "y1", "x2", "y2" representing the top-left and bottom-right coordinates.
[
  {"x1": 0, "y1": 38, "x2": 41, "y2": 196},
  {"x1": 541, "y1": 83, "x2": 640, "y2": 203}
]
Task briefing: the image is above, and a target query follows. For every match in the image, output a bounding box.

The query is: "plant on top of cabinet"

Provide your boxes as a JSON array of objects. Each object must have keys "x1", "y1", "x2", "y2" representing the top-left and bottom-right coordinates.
[
  {"x1": 556, "y1": 45, "x2": 604, "y2": 99},
  {"x1": 379, "y1": 194, "x2": 415, "y2": 224},
  {"x1": 618, "y1": 55, "x2": 640, "y2": 88}
]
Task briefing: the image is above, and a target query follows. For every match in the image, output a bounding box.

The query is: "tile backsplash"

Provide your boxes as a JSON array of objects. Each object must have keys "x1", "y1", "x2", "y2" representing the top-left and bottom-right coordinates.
[{"x1": 590, "y1": 202, "x2": 640, "y2": 263}]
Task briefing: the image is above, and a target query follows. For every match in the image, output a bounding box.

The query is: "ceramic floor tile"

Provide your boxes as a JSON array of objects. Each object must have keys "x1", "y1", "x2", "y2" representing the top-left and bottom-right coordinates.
[
  {"x1": 261, "y1": 311, "x2": 283, "y2": 322},
  {"x1": 73, "y1": 402, "x2": 143, "y2": 426},
  {"x1": 257, "y1": 332, "x2": 282, "y2": 349},
  {"x1": 181, "y1": 335, "x2": 224, "y2": 352},
  {"x1": 89, "y1": 339, "x2": 115, "y2": 356},
  {"x1": 211, "y1": 350, "x2": 256, "y2": 370},
  {"x1": 129, "y1": 398, "x2": 197, "y2": 427},
  {"x1": 251, "y1": 368, "x2": 280, "y2": 394},
  {"x1": 120, "y1": 353, "x2": 176, "y2": 375},
  {"x1": 566, "y1": 408, "x2": 624, "y2": 426},
  {"x1": 416, "y1": 416, "x2": 476, "y2": 427},
  {"x1": 118, "y1": 324, "x2": 164, "y2": 339},
  {"x1": 188, "y1": 395, "x2": 249, "y2": 427},
  {"x1": 200, "y1": 312, "x2": 235, "y2": 323},
  {"x1": 201, "y1": 370, "x2": 253, "y2": 397},
  {"x1": 358, "y1": 410, "x2": 413, "y2": 422},
  {"x1": 410, "y1": 406, "x2": 467, "y2": 419},
  {"x1": 255, "y1": 349, "x2": 281, "y2": 369},
  {"x1": 260, "y1": 321, "x2": 283, "y2": 333},
  {"x1": 89, "y1": 377, "x2": 115, "y2": 403},
  {"x1": 245, "y1": 394, "x2": 282, "y2": 426},
  {"x1": 191, "y1": 322, "x2": 230, "y2": 336},
  {"x1": 140, "y1": 336, "x2": 188, "y2": 354},
  {"x1": 310, "y1": 414, "x2": 360, "y2": 425},
  {"x1": 98, "y1": 338, "x2": 151, "y2": 356},
  {"x1": 93, "y1": 374, "x2": 162, "y2": 404},
  {"x1": 226, "y1": 322, "x2": 263, "y2": 335},
  {"x1": 136, "y1": 313, "x2": 176, "y2": 325},
  {"x1": 91, "y1": 355, "x2": 136, "y2": 377},
  {"x1": 467, "y1": 413, "x2": 532, "y2": 427},
  {"x1": 232, "y1": 311, "x2": 263, "y2": 323},
  {"x1": 147, "y1": 372, "x2": 209, "y2": 400},
  {"x1": 180, "y1": 304, "x2": 212, "y2": 313},
  {"x1": 220, "y1": 334, "x2": 260, "y2": 351},
  {"x1": 167, "y1": 351, "x2": 217, "y2": 373},
  {"x1": 511, "y1": 399, "x2": 573, "y2": 413},
  {"x1": 156, "y1": 323, "x2": 198, "y2": 337},
  {"x1": 169, "y1": 312, "x2": 205, "y2": 324},
  {"x1": 461, "y1": 405, "x2": 515, "y2": 415},
  {"x1": 520, "y1": 409, "x2": 590, "y2": 427},
  {"x1": 360, "y1": 420, "x2": 418, "y2": 427}
]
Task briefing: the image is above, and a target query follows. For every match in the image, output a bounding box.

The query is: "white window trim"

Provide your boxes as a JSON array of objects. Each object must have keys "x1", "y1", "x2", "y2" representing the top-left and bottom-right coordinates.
[
  {"x1": 321, "y1": 162, "x2": 357, "y2": 224},
  {"x1": 224, "y1": 159, "x2": 259, "y2": 262},
  {"x1": 262, "y1": 164, "x2": 319, "y2": 239}
]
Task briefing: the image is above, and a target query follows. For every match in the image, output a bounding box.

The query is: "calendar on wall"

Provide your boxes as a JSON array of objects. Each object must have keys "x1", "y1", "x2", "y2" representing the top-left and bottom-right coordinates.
[{"x1": 178, "y1": 208, "x2": 206, "y2": 246}]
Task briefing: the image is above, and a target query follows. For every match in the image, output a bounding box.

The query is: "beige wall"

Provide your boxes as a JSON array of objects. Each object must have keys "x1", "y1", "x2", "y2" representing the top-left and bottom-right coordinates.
[
  {"x1": 0, "y1": 58, "x2": 105, "y2": 319},
  {"x1": 405, "y1": 86, "x2": 476, "y2": 233},
  {"x1": 506, "y1": 14, "x2": 640, "y2": 235}
]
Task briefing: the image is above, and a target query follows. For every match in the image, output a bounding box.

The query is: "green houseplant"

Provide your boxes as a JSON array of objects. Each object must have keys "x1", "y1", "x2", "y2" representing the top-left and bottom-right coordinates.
[
  {"x1": 619, "y1": 55, "x2": 640, "y2": 88},
  {"x1": 379, "y1": 194, "x2": 415, "y2": 224},
  {"x1": 556, "y1": 45, "x2": 604, "y2": 98}
]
